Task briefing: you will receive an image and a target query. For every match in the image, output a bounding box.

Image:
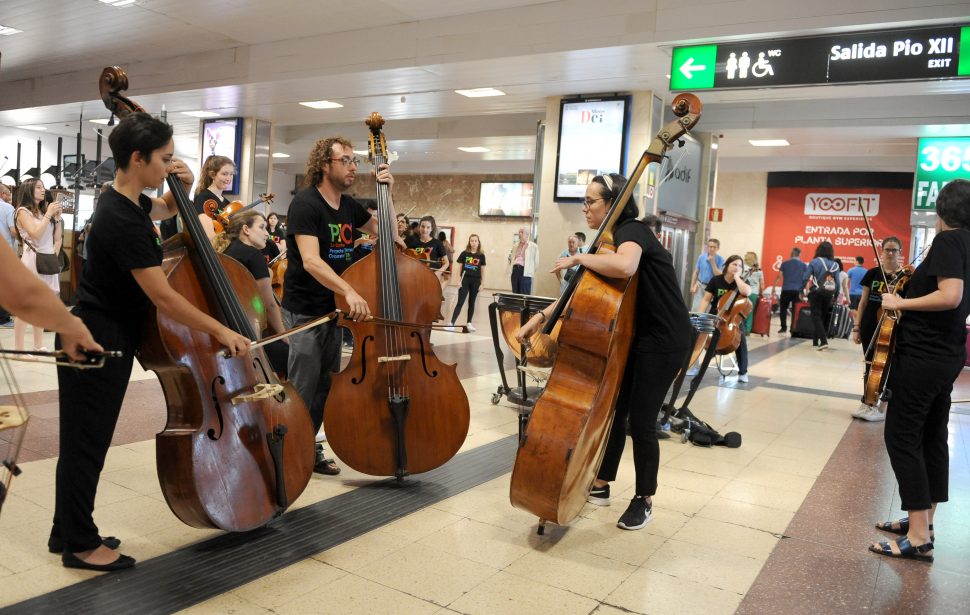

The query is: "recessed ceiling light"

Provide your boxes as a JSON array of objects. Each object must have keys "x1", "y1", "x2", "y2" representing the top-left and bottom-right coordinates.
[
  {"x1": 710, "y1": 142, "x2": 719, "y2": 150},
  {"x1": 0, "y1": 24, "x2": 23, "y2": 35},
  {"x1": 271, "y1": 153, "x2": 290, "y2": 158},
  {"x1": 17, "y1": 125, "x2": 47, "y2": 131},
  {"x1": 182, "y1": 110, "x2": 220, "y2": 118},
  {"x1": 89, "y1": 118, "x2": 111, "y2": 125},
  {"x1": 457, "y1": 146, "x2": 490, "y2": 153},
  {"x1": 454, "y1": 88, "x2": 505, "y2": 98},
  {"x1": 299, "y1": 100, "x2": 343, "y2": 109},
  {"x1": 749, "y1": 139, "x2": 790, "y2": 147}
]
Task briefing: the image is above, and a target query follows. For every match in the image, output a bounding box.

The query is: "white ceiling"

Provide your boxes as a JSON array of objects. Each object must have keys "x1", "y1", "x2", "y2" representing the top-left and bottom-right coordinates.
[{"x1": 1, "y1": 0, "x2": 969, "y2": 175}]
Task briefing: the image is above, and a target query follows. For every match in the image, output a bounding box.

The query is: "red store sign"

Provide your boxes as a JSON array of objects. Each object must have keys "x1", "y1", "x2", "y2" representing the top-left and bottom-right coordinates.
[{"x1": 762, "y1": 187, "x2": 911, "y2": 276}]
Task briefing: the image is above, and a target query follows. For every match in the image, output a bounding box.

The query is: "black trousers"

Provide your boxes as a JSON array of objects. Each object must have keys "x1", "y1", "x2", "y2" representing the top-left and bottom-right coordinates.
[
  {"x1": 597, "y1": 348, "x2": 687, "y2": 496},
  {"x1": 807, "y1": 291, "x2": 833, "y2": 345},
  {"x1": 778, "y1": 290, "x2": 800, "y2": 329},
  {"x1": 51, "y1": 308, "x2": 137, "y2": 553},
  {"x1": 511, "y1": 265, "x2": 532, "y2": 295},
  {"x1": 884, "y1": 351, "x2": 962, "y2": 511},
  {"x1": 451, "y1": 276, "x2": 481, "y2": 324}
]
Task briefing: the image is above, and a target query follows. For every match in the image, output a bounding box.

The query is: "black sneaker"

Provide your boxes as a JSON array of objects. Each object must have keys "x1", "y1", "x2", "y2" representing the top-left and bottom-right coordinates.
[
  {"x1": 617, "y1": 496, "x2": 652, "y2": 530},
  {"x1": 587, "y1": 483, "x2": 611, "y2": 506},
  {"x1": 777, "y1": 327, "x2": 787, "y2": 333}
]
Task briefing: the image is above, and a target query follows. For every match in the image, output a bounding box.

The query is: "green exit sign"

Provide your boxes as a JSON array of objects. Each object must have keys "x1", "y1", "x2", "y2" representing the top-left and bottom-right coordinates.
[
  {"x1": 913, "y1": 137, "x2": 970, "y2": 210},
  {"x1": 670, "y1": 45, "x2": 717, "y2": 90}
]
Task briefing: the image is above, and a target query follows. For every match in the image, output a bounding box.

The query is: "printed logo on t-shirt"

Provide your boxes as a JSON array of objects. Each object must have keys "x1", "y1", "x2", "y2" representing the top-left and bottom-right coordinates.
[
  {"x1": 462, "y1": 255, "x2": 481, "y2": 272},
  {"x1": 869, "y1": 279, "x2": 888, "y2": 303},
  {"x1": 327, "y1": 223, "x2": 354, "y2": 262}
]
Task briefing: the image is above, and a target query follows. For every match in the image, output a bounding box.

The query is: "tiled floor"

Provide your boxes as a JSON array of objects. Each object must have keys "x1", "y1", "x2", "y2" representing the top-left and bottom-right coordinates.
[{"x1": 2, "y1": 303, "x2": 968, "y2": 614}]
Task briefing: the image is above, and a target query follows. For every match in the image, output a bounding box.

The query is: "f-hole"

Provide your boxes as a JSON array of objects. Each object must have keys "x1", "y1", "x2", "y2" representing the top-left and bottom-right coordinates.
[
  {"x1": 351, "y1": 335, "x2": 374, "y2": 384},
  {"x1": 410, "y1": 331, "x2": 438, "y2": 378},
  {"x1": 208, "y1": 376, "x2": 226, "y2": 440}
]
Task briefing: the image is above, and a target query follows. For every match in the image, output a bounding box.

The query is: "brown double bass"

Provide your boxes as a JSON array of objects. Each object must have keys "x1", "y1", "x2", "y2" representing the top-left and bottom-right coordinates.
[
  {"x1": 714, "y1": 268, "x2": 755, "y2": 354},
  {"x1": 100, "y1": 67, "x2": 315, "y2": 531},
  {"x1": 323, "y1": 113, "x2": 470, "y2": 479},
  {"x1": 510, "y1": 94, "x2": 702, "y2": 528}
]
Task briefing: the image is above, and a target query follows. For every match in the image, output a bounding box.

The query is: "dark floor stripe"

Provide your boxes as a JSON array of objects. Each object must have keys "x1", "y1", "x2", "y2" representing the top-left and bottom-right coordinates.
[
  {"x1": 760, "y1": 381, "x2": 860, "y2": 401},
  {"x1": 0, "y1": 436, "x2": 519, "y2": 615}
]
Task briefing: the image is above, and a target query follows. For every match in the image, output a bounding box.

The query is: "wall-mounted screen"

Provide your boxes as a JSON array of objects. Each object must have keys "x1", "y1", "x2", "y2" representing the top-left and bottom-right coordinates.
[
  {"x1": 554, "y1": 95, "x2": 630, "y2": 201},
  {"x1": 201, "y1": 117, "x2": 243, "y2": 194},
  {"x1": 479, "y1": 182, "x2": 534, "y2": 218}
]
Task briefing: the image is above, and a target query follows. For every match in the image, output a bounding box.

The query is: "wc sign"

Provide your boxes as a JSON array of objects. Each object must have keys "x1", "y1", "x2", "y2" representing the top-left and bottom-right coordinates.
[{"x1": 669, "y1": 23, "x2": 969, "y2": 91}]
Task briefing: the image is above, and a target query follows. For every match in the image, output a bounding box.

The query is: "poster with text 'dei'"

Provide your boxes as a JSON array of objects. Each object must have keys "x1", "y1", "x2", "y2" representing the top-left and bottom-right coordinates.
[{"x1": 554, "y1": 96, "x2": 630, "y2": 201}]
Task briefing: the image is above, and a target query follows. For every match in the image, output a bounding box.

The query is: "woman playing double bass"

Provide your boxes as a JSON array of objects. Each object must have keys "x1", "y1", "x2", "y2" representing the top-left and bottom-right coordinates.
[
  {"x1": 869, "y1": 179, "x2": 970, "y2": 563},
  {"x1": 51, "y1": 113, "x2": 249, "y2": 572},
  {"x1": 698, "y1": 255, "x2": 752, "y2": 382},
  {"x1": 515, "y1": 174, "x2": 692, "y2": 530}
]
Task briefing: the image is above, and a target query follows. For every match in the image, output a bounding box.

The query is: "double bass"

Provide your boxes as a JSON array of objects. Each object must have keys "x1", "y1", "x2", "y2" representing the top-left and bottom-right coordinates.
[
  {"x1": 100, "y1": 67, "x2": 315, "y2": 531},
  {"x1": 510, "y1": 94, "x2": 702, "y2": 528},
  {"x1": 714, "y1": 269, "x2": 755, "y2": 355},
  {"x1": 323, "y1": 113, "x2": 470, "y2": 479}
]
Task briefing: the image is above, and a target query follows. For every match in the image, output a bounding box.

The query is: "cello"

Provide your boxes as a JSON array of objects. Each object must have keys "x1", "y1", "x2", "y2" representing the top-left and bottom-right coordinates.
[
  {"x1": 100, "y1": 67, "x2": 316, "y2": 531},
  {"x1": 714, "y1": 268, "x2": 754, "y2": 355},
  {"x1": 863, "y1": 266, "x2": 914, "y2": 406},
  {"x1": 510, "y1": 94, "x2": 702, "y2": 528},
  {"x1": 323, "y1": 113, "x2": 470, "y2": 479}
]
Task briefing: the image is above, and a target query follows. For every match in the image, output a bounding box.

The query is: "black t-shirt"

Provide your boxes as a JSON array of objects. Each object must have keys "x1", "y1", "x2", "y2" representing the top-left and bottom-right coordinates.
[
  {"x1": 193, "y1": 189, "x2": 229, "y2": 217},
  {"x1": 613, "y1": 218, "x2": 692, "y2": 353},
  {"x1": 705, "y1": 274, "x2": 748, "y2": 314},
  {"x1": 896, "y1": 229, "x2": 970, "y2": 361},
  {"x1": 456, "y1": 250, "x2": 486, "y2": 278},
  {"x1": 858, "y1": 266, "x2": 899, "y2": 335},
  {"x1": 282, "y1": 187, "x2": 371, "y2": 316},
  {"x1": 224, "y1": 239, "x2": 270, "y2": 281},
  {"x1": 75, "y1": 187, "x2": 163, "y2": 335},
  {"x1": 405, "y1": 235, "x2": 447, "y2": 268}
]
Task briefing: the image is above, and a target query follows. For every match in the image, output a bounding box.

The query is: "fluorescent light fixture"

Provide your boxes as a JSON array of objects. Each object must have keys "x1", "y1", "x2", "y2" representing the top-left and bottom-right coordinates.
[
  {"x1": 748, "y1": 139, "x2": 790, "y2": 147},
  {"x1": 271, "y1": 153, "x2": 290, "y2": 158},
  {"x1": 181, "y1": 110, "x2": 220, "y2": 118},
  {"x1": 299, "y1": 100, "x2": 343, "y2": 109},
  {"x1": 353, "y1": 150, "x2": 368, "y2": 156},
  {"x1": 457, "y1": 146, "x2": 490, "y2": 153},
  {"x1": 0, "y1": 25, "x2": 23, "y2": 35},
  {"x1": 17, "y1": 125, "x2": 47, "y2": 131},
  {"x1": 99, "y1": 0, "x2": 136, "y2": 6},
  {"x1": 454, "y1": 88, "x2": 505, "y2": 98},
  {"x1": 89, "y1": 118, "x2": 111, "y2": 125}
]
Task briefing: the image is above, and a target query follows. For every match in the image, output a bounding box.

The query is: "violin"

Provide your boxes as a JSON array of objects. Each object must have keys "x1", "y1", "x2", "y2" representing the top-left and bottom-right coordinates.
[
  {"x1": 322, "y1": 113, "x2": 469, "y2": 479},
  {"x1": 714, "y1": 270, "x2": 754, "y2": 355},
  {"x1": 510, "y1": 94, "x2": 702, "y2": 528},
  {"x1": 204, "y1": 193, "x2": 275, "y2": 234},
  {"x1": 863, "y1": 265, "x2": 914, "y2": 406},
  {"x1": 100, "y1": 67, "x2": 315, "y2": 530}
]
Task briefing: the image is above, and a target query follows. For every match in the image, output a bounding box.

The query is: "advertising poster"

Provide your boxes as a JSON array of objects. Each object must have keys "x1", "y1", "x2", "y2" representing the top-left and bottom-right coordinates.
[
  {"x1": 555, "y1": 98, "x2": 628, "y2": 200},
  {"x1": 762, "y1": 187, "x2": 912, "y2": 279}
]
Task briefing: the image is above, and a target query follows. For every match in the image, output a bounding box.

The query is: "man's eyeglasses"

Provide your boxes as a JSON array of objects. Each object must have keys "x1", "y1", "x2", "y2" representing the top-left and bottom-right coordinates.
[
  {"x1": 582, "y1": 197, "x2": 604, "y2": 210},
  {"x1": 330, "y1": 156, "x2": 361, "y2": 167}
]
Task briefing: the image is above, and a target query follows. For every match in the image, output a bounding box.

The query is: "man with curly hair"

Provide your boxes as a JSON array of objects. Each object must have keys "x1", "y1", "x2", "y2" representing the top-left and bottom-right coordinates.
[{"x1": 282, "y1": 136, "x2": 399, "y2": 475}]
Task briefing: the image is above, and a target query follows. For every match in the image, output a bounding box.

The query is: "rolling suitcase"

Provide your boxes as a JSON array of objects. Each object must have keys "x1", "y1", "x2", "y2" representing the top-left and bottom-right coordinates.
[
  {"x1": 828, "y1": 303, "x2": 852, "y2": 339},
  {"x1": 791, "y1": 302, "x2": 814, "y2": 339},
  {"x1": 750, "y1": 295, "x2": 772, "y2": 336}
]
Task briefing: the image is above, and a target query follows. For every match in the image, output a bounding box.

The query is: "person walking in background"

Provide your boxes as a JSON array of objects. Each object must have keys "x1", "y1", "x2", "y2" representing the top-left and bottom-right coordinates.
[
  {"x1": 509, "y1": 227, "x2": 538, "y2": 294},
  {"x1": 803, "y1": 241, "x2": 839, "y2": 350},
  {"x1": 689, "y1": 238, "x2": 723, "y2": 310},
  {"x1": 847, "y1": 255, "x2": 867, "y2": 309},
  {"x1": 836, "y1": 259, "x2": 851, "y2": 305},
  {"x1": 450, "y1": 234, "x2": 486, "y2": 332},
  {"x1": 776, "y1": 247, "x2": 807, "y2": 333},
  {"x1": 743, "y1": 251, "x2": 764, "y2": 333},
  {"x1": 0, "y1": 183, "x2": 17, "y2": 327},
  {"x1": 556, "y1": 233, "x2": 584, "y2": 294}
]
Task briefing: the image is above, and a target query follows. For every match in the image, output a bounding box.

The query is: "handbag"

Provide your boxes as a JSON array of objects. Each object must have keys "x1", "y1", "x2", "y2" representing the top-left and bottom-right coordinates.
[{"x1": 35, "y1": 251, "x2": 61, "y2": 275}]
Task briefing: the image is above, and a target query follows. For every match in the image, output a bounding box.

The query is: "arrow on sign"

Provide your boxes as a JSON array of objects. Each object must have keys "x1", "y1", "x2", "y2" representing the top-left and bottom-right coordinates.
[{"x1": 679, "y1": 57, "x2": 707, "y2": 79}]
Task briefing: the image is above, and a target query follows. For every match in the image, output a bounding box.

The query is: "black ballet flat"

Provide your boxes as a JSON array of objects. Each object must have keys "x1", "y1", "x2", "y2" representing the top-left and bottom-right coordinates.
[
  {"x1": 48, "y1": 535, "x2": 121, "y2": 554},
  {"x1": 62, "y1": 551, "x2": 136, "y2": 572}
]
